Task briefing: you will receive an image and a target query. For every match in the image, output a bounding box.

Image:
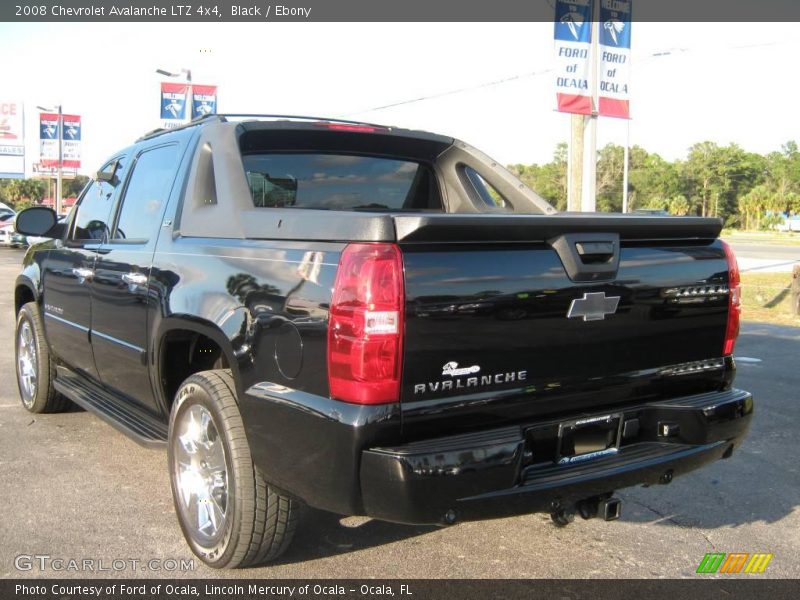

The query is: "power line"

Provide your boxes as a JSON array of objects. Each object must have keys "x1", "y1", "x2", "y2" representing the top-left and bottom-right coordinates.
[
  {"x1": 342, "y1": 38, "x2": 797, "y2": 118},
  {"x1": 340, "y1": 68, "x2": 553, "y2": 118}
]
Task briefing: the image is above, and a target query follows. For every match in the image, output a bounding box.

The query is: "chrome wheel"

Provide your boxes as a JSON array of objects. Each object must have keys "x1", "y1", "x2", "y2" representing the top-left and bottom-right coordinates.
[
  {"x1": 17, "y1": 320, "x2": 37, "y2": 408},
  {"x1": 173, "y1": 404, "x2": 229, "y2": 544}
]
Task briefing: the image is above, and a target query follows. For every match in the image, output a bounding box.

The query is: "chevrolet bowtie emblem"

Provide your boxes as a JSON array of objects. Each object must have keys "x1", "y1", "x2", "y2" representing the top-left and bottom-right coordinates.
[{"x1": 567, "y1": 292, "x2": 621, "y2": 322}]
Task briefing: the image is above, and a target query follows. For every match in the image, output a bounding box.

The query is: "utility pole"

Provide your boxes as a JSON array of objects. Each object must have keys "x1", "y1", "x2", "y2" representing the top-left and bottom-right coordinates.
[
  {"x1": 39, "y1": 103, "x2": 64, "y2": 215},
  {"x1": 582, "y1": 16, "x2": 599, "y2": 213},
  {"x1": 622, "y1": 118, "x2": 630, "y2": 213},
  {"x1": 568, "y1": 114, "x2": 584, "y2": 211},
  {"x1": 566, "y1": 8, "x2": 599, "y2": 213},
  {"x1": 56, "y1": 104, "x2": 63, "y2": 216}
]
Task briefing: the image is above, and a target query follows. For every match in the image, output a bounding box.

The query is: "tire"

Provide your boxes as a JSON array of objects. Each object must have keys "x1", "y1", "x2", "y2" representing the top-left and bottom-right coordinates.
[
  {"x1": 15, "y1": 302, "x2": 71, "y2": 413},
  {"x1": 168, "y1": 369, "x2": 299, "y2": 568}
]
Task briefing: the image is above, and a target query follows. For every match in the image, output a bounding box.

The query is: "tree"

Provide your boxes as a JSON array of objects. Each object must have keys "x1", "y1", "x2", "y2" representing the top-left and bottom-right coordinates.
[
  {"x1": 65, "y1": 175, "x2": 90, "y2": 198},
  {"x1": 668, "y1": 195, "x2": 690, "y2": 216},
  {"x1": 510, "y1": 143, "x2": 567, "y2": 210},
  {"x1": 596, "y1": 143, "x2": 624, "y2": 212},
  {"x1": 0, "y1": 178, "x2": 46, "y2": 209},
  {"x1": 739, "y1": 185, "x2": 770, "y2": 230}
]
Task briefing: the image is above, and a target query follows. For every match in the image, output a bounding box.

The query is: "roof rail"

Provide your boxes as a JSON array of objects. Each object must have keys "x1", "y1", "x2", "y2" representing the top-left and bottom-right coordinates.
[
  {"x1": 215, "y1": 114, "x2": 391, "y2": 129},
  {"x1": 134, "y1": 113, "x2": 394, "y2": 143},
  {"x1": 135, "y1": 113, "x2": 226, "y2": 142}
]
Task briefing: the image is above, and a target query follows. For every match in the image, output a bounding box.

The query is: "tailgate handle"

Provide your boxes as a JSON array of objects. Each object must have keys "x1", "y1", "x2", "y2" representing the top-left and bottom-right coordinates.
[
  {"x1": 549, "y1": 233, "x2": 620, "y2": 282},
  {"x1": 575, "y1": 241, "x2": 614, "y2": 259}
]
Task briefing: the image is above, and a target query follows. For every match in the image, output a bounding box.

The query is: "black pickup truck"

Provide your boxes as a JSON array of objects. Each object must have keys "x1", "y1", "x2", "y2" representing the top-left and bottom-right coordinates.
[{"x1": 14, "y1": 115, "x2": 752, "y2": 568}]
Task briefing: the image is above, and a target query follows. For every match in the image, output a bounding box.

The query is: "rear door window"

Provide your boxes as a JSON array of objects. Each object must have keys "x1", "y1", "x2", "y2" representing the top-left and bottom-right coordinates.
[
  {"x1": 242, "y1": 153, "x2": 442, "y2": 211},
  {"x1": 112, "y1": 144, "x2": 180, "y2": 242}
]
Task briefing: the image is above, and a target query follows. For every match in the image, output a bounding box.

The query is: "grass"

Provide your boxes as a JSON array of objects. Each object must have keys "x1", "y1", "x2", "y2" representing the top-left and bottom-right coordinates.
[{"x1": 741, "y1": 272, "x2": 800, "y2": 326}]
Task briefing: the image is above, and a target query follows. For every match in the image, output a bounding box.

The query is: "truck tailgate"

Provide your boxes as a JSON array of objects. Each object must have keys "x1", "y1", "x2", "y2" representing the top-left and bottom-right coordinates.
[{"x1": 397, "y1": 215, "x2": 731, "y2": 439}]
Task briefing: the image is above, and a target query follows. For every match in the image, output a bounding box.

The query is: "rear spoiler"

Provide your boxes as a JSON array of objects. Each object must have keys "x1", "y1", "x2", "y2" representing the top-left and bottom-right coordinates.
[{"x1": 392, "y1": 214, "x2": 723, "y2": 243}]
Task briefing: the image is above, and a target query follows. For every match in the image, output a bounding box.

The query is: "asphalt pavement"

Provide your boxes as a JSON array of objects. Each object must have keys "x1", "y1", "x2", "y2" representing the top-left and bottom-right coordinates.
[
  {"x1": 727, "y1": 241, "x2": 800, "y2": 273},
  {"x1": 0, "y1": 246, "x2": 797, "y2": 579}
]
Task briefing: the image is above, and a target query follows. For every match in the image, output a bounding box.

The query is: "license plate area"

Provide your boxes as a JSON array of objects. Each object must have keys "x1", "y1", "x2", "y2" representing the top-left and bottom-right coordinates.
[{"x1": 557, "y1": 413, "x2": 622, "y2": 464}]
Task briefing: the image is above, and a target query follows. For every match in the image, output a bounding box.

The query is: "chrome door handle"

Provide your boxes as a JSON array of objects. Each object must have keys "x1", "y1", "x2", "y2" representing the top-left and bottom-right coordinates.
[
  {"x1": 71, "y1": 267, "x2": 94, "y2": 283},
  {"x1": 121, "y1": 272, "x2": 148, "y2": 286}
]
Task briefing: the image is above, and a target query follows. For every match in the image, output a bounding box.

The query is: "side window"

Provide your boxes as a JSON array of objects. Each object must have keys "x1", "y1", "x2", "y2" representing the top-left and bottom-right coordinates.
[
  {"x1": 462, "y1": 166, "x2": 511, "y2": 210},
  {"x1": 71, "y1": 158, "x2": 126, "y2": 242},
  {"x1": 112, "y1": 144, "x2": 180, "y2": 242}
]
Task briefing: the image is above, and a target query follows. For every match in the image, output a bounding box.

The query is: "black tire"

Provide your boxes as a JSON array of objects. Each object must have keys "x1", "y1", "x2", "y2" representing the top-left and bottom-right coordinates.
[
  {"x1": 15, "y1": 302, "x2": 71, "y2": 413},
  {"x1": 168, "y1": 369, "x2": 299, "y2": 568}
]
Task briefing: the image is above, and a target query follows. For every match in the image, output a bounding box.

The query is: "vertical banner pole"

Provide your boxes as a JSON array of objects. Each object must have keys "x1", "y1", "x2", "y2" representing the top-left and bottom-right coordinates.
[
  {"x1": 569, "y1": 114, "x2": 584, "y2": 211},
  {"x1": 622, "y1": 118, "x2": 630, "y2": 212},
  {"x1": 56, "y1": 105, "x2": 63, "y2": 217},
  {"x1": 554, "y1": 0, "x2": 595, "y2": 212},
  {"x1": 581, "y1": 13, "x2": 599, "y2": 212}
]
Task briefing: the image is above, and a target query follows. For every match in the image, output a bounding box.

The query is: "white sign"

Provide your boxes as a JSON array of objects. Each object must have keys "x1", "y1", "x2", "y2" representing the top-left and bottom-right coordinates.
[{"x1": 0, "y1": 101, "x2": 25, "y2": 178}]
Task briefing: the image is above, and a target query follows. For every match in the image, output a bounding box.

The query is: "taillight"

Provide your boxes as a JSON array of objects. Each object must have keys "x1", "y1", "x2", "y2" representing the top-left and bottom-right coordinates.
[
  {"x1": 322, "y1": 123, "x2": 379, "y2": 132},
  {"x1": 721, "y1": 240, "x2": 741, "y2": 355},
  {"x1": 328, "y1": 243, "x2": 404, "y2": 404}
]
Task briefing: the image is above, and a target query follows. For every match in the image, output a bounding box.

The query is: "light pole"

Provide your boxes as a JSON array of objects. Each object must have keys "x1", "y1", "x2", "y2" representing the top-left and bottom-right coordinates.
[
  {"x1": 156, "y1": 67, "x2": 192, "y2": 84},
  {"x1": 37, "y1": 104, "x2": 63, "y2": 216}
]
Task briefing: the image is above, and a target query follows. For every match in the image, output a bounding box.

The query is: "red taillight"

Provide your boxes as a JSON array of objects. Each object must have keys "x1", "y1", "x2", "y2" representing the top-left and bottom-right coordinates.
[
  {"x1": 721, "y1": 240, "x2": 741, "y2": 356},
  {"x1": 323, "y1": 124, "x2": 379, "y2": 132},
  {"x1": 328, "y1": 243, "x2": 404, "y2": 404}
]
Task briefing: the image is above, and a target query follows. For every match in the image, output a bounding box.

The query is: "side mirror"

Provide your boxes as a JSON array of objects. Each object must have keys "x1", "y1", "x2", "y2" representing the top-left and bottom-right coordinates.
[{"x1": 15, "y1": 207, "x2": 59, "y2": 237}]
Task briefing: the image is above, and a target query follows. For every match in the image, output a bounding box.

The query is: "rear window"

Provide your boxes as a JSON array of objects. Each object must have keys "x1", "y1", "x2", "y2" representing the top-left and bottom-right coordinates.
[{"x1": 242, "y1": 153, "x2": 442, "y2": 211}]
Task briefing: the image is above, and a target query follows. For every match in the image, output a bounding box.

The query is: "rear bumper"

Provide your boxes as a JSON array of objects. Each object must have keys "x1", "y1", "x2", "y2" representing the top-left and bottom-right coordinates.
[{"x1": 360, "y1": 388, "x2": 753, "y2": 524}]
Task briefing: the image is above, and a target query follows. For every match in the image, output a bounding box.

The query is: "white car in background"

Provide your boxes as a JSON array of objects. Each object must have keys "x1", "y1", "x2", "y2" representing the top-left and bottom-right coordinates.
[{"x1": 0, "y1": 212, "x2": 26, "y2": 248}]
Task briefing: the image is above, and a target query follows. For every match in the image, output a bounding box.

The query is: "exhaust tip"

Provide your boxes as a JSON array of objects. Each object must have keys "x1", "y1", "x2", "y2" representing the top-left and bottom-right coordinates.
[
  {"x1": 600, "y1": 497, "x2": 622, "y2": 521},
  {"x1": 443, "y1": 509, "x2": 457, "y2": 524}
]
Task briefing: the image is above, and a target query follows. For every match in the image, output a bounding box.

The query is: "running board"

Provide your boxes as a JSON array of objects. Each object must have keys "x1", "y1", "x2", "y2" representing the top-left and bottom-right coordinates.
[{"x1": 54, "y1": 367, "x2": 168, "y2": 449}]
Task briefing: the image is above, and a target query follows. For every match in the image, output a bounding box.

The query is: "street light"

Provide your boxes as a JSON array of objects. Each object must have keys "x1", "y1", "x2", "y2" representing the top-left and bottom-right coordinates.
[
  {"x1": 156, "y1": 67, "x2": 192, "y2": 83},
  {"x1": 36, "y1": 104, "x2": 63, "y2": 216}
]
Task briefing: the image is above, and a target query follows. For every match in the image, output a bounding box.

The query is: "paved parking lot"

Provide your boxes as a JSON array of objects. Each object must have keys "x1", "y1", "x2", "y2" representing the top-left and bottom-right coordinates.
[{"x1": 0, "y1": 246, "x2": 798, "y2": 579}]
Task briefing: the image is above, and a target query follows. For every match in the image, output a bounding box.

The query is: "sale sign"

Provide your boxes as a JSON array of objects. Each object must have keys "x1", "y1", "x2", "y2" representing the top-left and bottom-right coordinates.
[{"x1": 0, "y1": 101, "x2": 25, "y2": 178}]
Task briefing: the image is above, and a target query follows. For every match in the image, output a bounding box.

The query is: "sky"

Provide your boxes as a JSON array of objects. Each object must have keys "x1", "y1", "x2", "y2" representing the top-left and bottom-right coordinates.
[{"x1": 2, "y1": 21, "x2": 800, "y2": 176}]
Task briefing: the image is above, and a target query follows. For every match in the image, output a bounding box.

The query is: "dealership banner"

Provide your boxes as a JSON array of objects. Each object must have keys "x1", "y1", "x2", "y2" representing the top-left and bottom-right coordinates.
[
  {"x1": 191, "y1": 84, "x2": 218, "y2": 119},
  {"x1": 554, "y1": 0, "x2": 594, "y2": 115},
  {"x1": 39, "y1": 112, "x2": 60, "y2": 167},
  {"x1": 598, "y1": 0, "x2": 632, "y2": 118},
  {"x1": 61, "y1": 114, "x2": 81, "y2": 168},
  {"x1": 39, "y1": 113, "x2": 81, "y2": 169},
  {"x1": 160, "y1": 82, "x2": 189, "y2": 128},
  {"x1": 0, "y1": 100, "x2": 25, "y2": 178}
]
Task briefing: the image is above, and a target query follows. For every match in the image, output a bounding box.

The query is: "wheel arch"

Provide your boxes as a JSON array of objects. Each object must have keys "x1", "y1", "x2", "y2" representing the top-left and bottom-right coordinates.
[
  {"x1": 154, "y1": 315, "x2": 244, "y2": 412},
  {"x1": 14, "y1": 276, "x2": 38, "y2": 315}
]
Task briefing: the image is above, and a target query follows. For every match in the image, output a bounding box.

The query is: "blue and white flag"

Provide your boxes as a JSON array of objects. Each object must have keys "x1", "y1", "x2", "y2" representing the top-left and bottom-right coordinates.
[
  {"x1": 598, "y1": 0, "x2": 632, "y2": 119},
  {"x1": 554, "y1": 0, "x2": 594, "y2": 115}
]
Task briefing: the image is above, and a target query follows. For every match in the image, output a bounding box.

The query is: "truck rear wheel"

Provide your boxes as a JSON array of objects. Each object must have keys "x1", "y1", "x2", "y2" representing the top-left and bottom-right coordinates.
[
  {"x1": 15, "y1": 302, "x2": 71, "y2": 413},
  {"x1": 168, "y1": 369, "x2": 299, "y2": 568}
]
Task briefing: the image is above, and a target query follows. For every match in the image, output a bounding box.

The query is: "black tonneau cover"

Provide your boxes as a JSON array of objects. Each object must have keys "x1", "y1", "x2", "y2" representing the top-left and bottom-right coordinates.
[{"x1": 392, "y1": 214, "x2": 723, "y2": 243}]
